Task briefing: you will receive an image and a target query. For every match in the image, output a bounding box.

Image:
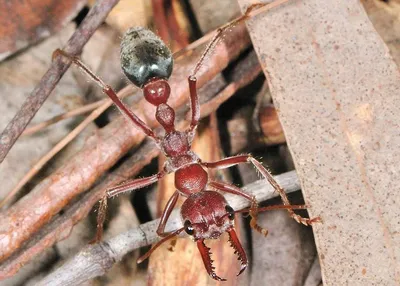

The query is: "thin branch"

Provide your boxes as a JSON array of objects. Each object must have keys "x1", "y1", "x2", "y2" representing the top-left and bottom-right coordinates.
[
  {"x1": 0, "y1": 0, "x2": 120, "y2": 163},
  {"x1": 36, "y1": 171, "x2": 302, "y2": 286},
  {"x1": 22, "y1": 99, "x2": 107, "y2": 136}
]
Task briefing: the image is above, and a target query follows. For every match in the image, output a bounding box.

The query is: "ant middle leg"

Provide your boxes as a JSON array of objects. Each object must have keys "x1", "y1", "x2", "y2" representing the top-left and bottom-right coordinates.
[
  {"x1": 203, "y1": 155, "x2": 321, "y2": 226},
  {"x1": 93, "y1": 171, "x2": 167, "y2": 242},
  {"x1": 187, "y1": 76, "x2": 200, "y2": 135},
  {"x1": 52, "y1": 49, "x2": 159, "y2": 141}
]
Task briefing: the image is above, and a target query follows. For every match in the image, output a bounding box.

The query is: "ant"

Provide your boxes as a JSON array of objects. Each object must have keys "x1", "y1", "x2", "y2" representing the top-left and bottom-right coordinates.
[{"x1": 53, "y1": 1, "x2": 320, "y2": 281}]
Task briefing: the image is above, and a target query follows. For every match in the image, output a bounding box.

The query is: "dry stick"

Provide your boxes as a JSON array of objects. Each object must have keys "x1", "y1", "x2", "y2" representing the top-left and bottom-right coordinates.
[
  {"x1": 36, "y1": 171, "x2": 302, "y2": 286},
  {"x1": 0, "y1": 0, "x2": 120, "y2": 164},
  {"x1": 0, "y1": 86, "x2": 134, "y2": 208},
  {"x1": 22, "y1": 99, "x2": 107, "y2": 136}
]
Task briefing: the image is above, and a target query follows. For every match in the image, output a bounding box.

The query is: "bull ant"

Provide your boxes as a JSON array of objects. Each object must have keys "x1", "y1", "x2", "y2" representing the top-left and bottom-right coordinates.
[{"x1": 53, "y1": 1, "x2": 320, "y2": 281}]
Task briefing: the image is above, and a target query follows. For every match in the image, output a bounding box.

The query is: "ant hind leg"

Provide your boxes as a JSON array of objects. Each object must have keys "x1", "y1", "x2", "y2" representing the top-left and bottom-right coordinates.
[{"x1": 203, "y1": 154, "x2": 321, "y2": 226}]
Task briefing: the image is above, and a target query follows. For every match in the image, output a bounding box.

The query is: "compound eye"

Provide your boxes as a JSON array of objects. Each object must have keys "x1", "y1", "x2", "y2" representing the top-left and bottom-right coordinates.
[
  {"x1": 225, "y1": 205, "x2": 235, "y2": 220},
  {"x1": 184, "y1": 220, "x2": 195, "y2": 235}
]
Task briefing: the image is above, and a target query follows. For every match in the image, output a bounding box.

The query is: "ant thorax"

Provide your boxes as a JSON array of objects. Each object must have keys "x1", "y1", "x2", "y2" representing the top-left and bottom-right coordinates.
[{"x1": 164, "y1": 150, "x2": 200, "y2": 172}]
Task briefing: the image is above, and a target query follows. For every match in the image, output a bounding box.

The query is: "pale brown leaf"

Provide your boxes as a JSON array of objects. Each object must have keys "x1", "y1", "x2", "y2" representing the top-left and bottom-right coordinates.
[{"x1": 238, "y1": 0, "x2": 400, "y2": 285}]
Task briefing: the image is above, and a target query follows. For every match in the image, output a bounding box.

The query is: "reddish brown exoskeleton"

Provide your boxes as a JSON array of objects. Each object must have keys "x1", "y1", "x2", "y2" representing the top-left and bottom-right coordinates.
[{"x1": 53, "y1": 1, "x2": 319, "y2": 281}]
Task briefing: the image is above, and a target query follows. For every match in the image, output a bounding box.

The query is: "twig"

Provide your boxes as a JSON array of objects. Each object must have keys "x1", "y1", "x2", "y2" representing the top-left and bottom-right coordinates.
[
  {"x1": 0, "y1": 0, "x2": 120, "y2": 163},
  {"x1": 22, "y1": 99, "x2": 107, "y2": 136},
  {"x1": 36, "y1": 171, "x2": 302, "y2": 286}
]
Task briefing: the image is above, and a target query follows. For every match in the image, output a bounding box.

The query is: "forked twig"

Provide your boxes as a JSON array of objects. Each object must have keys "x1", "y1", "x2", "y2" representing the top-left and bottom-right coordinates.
[{"x1": 0, "y1": 0, "x2": 120, "y2": 163}]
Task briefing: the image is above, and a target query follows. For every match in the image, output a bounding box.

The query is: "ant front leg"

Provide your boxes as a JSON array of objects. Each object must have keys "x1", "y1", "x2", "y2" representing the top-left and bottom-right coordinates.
[
  {"x1": 203, "y1": 155, "x2": 320, "y2": 226},
  {"x1": 52, "y1": 49, "x2": 159, "y2": 142},
  {"x1": 156, "y1": 191, "x2": 180, "y2": 237},
  {"x1": 94, "y1": 171, "x2": 167, "y2": 243}
]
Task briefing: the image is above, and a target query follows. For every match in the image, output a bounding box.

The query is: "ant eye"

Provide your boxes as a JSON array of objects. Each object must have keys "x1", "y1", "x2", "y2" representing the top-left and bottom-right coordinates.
[
  {"x1": 225, "y1": 205, "x2": 235, "y2": 220},
  {"x1": 184, "y1": 220, "x2": 194, "y2": 235}
]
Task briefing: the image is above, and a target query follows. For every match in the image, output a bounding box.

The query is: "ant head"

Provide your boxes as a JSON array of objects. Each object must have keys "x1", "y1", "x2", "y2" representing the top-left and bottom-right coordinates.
[
  {"x1": 181, "y1": 191, "x2": 234, "y2": 240},
  {"x1": 120, "y1": 27, "x2": 173, "y2": 88},
  {"x1": 180, "y1": 191, "x2": 247, "y2": 281}
]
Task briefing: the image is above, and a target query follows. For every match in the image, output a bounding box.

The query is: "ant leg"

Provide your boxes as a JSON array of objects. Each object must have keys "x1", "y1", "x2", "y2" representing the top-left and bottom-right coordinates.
[
  {"x1": 187, "y1": 1, "x2": 291, "y2": 134},
  {"x1": 190, "y1": 0, "x2": 291, "y2": 78},
  {"x1": 156, "y1": 191, "x2": 180, "y2": 237},
  {"x1": 187, "y1": 76, "x2": 200, "y2": 134},
  {"x1": 52, "y1": 49, "x2": 159, "y2": 141},
  {"x1": 93, "y1": 171, "x2": 166, "y2": 242},
  {"x1": 203, "y1": 155, "x2": 320, "y2": 226},
  {"x1": 209, "y1": 180, "x2": 268, "y2": 236}
]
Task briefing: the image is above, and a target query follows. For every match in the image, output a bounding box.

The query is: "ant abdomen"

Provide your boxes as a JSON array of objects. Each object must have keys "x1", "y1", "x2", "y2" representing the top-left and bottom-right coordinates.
[{"x1": 120, "y1": 27, "x2": 173, "y2": 87}]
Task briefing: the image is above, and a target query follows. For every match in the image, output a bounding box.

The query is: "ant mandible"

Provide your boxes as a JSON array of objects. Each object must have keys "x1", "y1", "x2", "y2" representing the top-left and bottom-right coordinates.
[{"x1": 53, "y1": 1, "x2": 319, "y2": 281}]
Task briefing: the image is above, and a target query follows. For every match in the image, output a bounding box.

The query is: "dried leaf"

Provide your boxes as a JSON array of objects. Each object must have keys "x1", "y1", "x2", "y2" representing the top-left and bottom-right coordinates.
[
  {"x1": 239, "y1": 0, "x2": 400, "y2": 284},
  {"x1": 0, "y1": 0, "x2": 86, "y2": 61}
]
